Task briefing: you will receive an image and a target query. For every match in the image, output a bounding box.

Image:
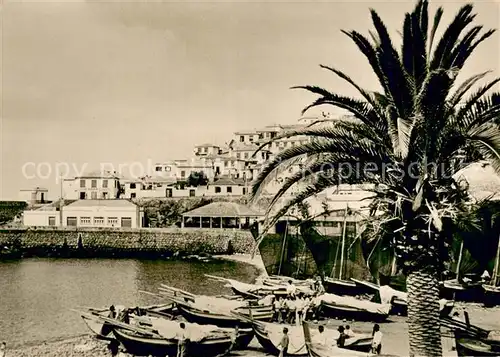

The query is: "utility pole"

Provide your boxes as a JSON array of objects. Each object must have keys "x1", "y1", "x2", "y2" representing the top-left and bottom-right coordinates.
[{"x1": 59, "y1": 175, "x2": 64, "y2": 227}]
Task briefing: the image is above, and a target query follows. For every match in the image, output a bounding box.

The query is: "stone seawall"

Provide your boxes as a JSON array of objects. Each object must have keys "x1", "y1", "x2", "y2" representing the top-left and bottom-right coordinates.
[{"x1": 0, "y1": 227, "x2": 256, "y2": 257}]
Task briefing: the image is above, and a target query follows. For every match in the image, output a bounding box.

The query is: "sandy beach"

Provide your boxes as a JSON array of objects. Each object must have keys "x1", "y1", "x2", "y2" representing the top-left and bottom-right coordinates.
[{"x1": 6, "y1": 255, "x2": 500, "y2": 356}]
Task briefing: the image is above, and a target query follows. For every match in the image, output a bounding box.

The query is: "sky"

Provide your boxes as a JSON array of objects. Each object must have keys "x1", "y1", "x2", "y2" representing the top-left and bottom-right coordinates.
[{"x1": 1, "y1": 0, "x2": 499, "y2": 200}]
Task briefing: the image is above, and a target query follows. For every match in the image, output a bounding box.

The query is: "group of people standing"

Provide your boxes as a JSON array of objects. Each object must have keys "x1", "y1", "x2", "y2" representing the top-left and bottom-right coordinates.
[{"x1": 270, "y1": 278, "x2": 325, "y2": 325}]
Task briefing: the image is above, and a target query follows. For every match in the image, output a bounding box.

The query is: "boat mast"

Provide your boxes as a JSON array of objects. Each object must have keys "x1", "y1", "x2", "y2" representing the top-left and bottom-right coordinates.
[
  {"x1": 339, "y1": 205, "x2": 349, "y2": 280},
  {"x1": 278, "y1": 219, "x2": 288, "y2": 276},
  {"x1": 455, "y1": 240, "x2": 464, "y2": 280},
  {"x1": 491, "y1": 233, "x2": 500, "y2": 286}
]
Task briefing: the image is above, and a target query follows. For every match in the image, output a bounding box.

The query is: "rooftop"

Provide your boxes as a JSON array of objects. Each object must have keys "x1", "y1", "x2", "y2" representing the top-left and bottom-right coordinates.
[
  {"x1": 182, "y1": 202, "x2": 263, "y2": 217},
  {"x1": 76, "y1": 170, "x2": 119, "y2": 179},
  {"x1": 20, "y1": 187, "x2": 48, "y2": 192},
  {"x1": 231, "y1": 142, "x2": 259, "y2": 152},
  {"x1": 65, "y1": 199, "x2": 137, "y2": 208},
  {"x1": 210, "y1": 177, "x2": 246, "y2": 186},
  {"x1": 194, "y1": 143, "x2": 219, "y2": 148}
]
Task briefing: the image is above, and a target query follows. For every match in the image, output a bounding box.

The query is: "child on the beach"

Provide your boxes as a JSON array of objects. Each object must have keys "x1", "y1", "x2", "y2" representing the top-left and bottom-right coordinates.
[{"x1": 278, "y1": 327, "x2": 289, "y2": 357}]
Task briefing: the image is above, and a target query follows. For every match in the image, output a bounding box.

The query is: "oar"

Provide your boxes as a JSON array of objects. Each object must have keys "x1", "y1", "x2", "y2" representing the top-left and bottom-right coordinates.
[
  {"x1": 138, "y1": 290, "x2": 164, "y2": 299},
  {"x1": 72, "y1": 309, "x2": 163, "y2": 338},
  {"x1": 159, "y1": 284, "x2": 196, "y2": 298}
]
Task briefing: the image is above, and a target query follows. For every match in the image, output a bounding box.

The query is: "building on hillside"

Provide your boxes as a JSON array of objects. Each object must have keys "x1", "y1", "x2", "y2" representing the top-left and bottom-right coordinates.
[
  {"x1": 63, "y1": 171, "x2": 121, "y2": 200},
  {"x1": 23, "y1": 199, "x2": 143, "y2": 228},
  {"x1": 207, "y1": 177, "x2": 248, "y2": 196},
  {"x1": 122, "y1": 177, "x2": 177, "y2": 199},
  {"x1": 194, "y1": 143, "x2": 221, "y2": 157},
  {"x1": 181, "y1": 202, "x2": 262, "y2": 229},
  {"x1": 453, "y1": 161, "x2": 500, "y2": 201},
  {"x1": 18, "y1": 187, "x2": 49, "y2": 204}
]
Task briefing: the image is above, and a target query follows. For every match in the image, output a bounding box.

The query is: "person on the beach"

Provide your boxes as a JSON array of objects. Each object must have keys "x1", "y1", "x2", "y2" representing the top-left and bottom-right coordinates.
[
  {"x1": 108, "y1": 305, "x2": 116, "y2": 318},
  {"x1": 286, "y1": 280, "x2": 297, "y2": 298},
  {"x1": 313, "y1": 325, "x2": 327, "y2": 346},
  {"x1": 302, "y1": 297, "x2": 310, "y2": 321},
  {"x1": 176, "y1": 322, "x2": 189, "y2": 357},
  {"x1": 314, "y1": 276, "x2": 325, "y2": 295},
  {"x1": 281, "y1": 298, "x2": 289, "y2": 324},
  {"x1": 296, "y1": 296, "x2": 304, "y2": 325},
  {"x1": 0, "y1": 342, "x2": 6, "y2": 357},
  {"x1": 278, "y1": 327, "x2": 289, "y2": 357},
  {"x1": 345, "y1": 325, "x2": 355, "y2": 338},
  {"x1": 274, "y1": 297, "x2": 282, "y2": 323},
  {"x1": 287, "y1": 298, "x2": 296, "y2": 324},
  {"x1": 371, "y1": 324, "x2": 383, "y2": 354},
  {"x1": 108, "y1": 339, "x2": 119, "y2": 356},
  {"x1": 336, "y1": 326, "x2": 347, "y2": 348}
]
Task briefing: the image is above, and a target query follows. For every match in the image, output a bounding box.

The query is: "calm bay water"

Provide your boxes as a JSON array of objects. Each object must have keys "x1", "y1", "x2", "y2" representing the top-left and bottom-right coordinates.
[{"x1": 0, "y1": 258, "x2": 259, "y2": 347}]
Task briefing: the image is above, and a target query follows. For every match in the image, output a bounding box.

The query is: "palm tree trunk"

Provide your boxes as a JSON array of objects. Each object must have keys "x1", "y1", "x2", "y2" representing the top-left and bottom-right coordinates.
[{"x1": 407, "y1": 269, "x2": 442, "y2": 357}]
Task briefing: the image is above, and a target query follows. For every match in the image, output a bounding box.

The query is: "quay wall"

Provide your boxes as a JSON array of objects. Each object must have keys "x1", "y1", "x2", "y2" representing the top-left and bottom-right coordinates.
[{"x1": 0, "y1": 227, "x2": 256, "y2": 257}]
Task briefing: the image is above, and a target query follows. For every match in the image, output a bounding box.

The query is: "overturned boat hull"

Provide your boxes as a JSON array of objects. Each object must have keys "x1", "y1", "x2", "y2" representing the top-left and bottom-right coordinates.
[{"x1": 323, "y1": 278, "x2": 371, "y2": 296}]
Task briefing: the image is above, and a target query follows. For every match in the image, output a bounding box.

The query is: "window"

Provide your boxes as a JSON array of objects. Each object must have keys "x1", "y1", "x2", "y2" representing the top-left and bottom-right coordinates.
[
  {"x1": 80, "y1": 179, "x2": 86, "y2": 188},
  {"x1": 102, "y1": 180, "x2": 108, "y2": 188},
  {"x1": 102, "y1": 192, "x2": 108, "y2": 199},
  {"x1": 91, "y1": 192, "x2": 97, "y2": 199},
  {"x1": 67, "y1": 217, "x2": 77, "y2": 226},
  {"x1": 271, "y1": 132, "x2": 277, "y2": 138},
  {"x1": 240, "y1": 135, "x2": 244, "y2": 142},
  {"x1": 249, "y1": 136, "x2": 254, "y2": 142},
  {"x1": 130, "y1": 183, "x2": 136, "y2": 189},
  {"x1": 131, "y1": 193, "x2": 136, "y2": 199},
  {"x1": 189, "y1": 189, "x2": 196, "y2": 197},
  {"x1": 155, "y1": 166, "x2": 162, "y2": 172},
  {"x1": 227, "y1": 186, "x2": 232, "y2": 193},
  {"x1": 243, "y1": 188, "x2": 247, "y2": 195},
  {"x1": 203, "y1": 147, "x2": 208, "y2": 153},
  {"x1": 80, "y1": 217, "x2": 91, "y2": 225},
  {"x1": 93, "y1": 217, "x2": 104, "y2": 225},
  {"x1": 79, "y1": 192, "x2": 86, "y2": 199},
  {"x1": 48, "y1": 216, "x2": 56, "y2": 226},
  {"x1": 121, "y1": 217, "x2": 132, "y2": 228},
  {"x1": 215, "y1": 186, "x2": 221, "y2": 193},
  {"x1": 259, "y1": 133, "x2": 264, "y2": 139},
  {"x1": 91, "y1": 180, "x2": 97, "y2": 188},
  {"x1": 180, "y1": 171, "x2": 186, "y2": 178},
  {"x1": 236, "y1": 153, "x2": 241, "y2": 159},
  {"x1": 244, "y1": 153, "x2": 249, "y2": 159},
  {"x1": 107, "y1": 217, "x2": 118, "y2": 226}
]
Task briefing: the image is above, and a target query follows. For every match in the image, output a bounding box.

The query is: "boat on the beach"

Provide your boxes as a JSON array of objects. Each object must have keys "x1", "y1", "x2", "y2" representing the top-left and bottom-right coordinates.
[
  {"x1": 323, "y1": 277, "x2": 372, "y2": 296},
  {"x1": 113, "y1": 326, "x2": 236, "y2": 357},
  {"x1": 80, "y1": 303, "x2": 175, "y2": 340},
  {"x1": 317, "y1": 294, "x2": 390, "y2": 322},
  {"x1": 302, "y1": 321, "x2": 396, "y2": 357},
  {"x1": 454, "y1": 333, "x2": 499, "y2": 357},
  {"x1": 441, "y1": 278, "x2": 484, "y2": 302},
  {"x1": 483, "y1": 284, "x2": 500, "y2": 307},
  {"x1": 351, "y1": 279, "x2": 454, "y2": 317}
]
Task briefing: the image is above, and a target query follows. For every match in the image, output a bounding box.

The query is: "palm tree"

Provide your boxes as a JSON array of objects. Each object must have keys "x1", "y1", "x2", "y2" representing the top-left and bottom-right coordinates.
[{"x1": 250, "y1": 1, "x2": 500, "y2": 356}]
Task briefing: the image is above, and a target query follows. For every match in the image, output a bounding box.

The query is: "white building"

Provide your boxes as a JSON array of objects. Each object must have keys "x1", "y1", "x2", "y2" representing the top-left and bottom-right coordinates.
[
  {"x1": 63, "y1": 171, "x2": 121, "y2": 200},
  {"x1": 23, "y1": 199, "x2": 143, "y2": 228},
  {"x1": 18, "y1": 187, "x2": 49, "y2": 204}
]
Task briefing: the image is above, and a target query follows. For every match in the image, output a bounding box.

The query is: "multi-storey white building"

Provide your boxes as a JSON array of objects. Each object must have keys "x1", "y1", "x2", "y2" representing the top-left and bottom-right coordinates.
[{"x1": 63, "y1": 171, "x2": 121, "y2": 200}]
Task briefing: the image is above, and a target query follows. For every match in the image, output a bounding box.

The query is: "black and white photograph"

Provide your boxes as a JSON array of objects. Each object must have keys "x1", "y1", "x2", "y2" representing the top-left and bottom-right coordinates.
[{"x1": 1, "y1": 0, "x2": 500, "y2": 356}]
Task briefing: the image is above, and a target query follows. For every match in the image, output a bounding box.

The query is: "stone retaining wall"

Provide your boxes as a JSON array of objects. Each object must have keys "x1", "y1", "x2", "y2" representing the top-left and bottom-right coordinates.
[{"x1": 0, "y1": 227, "x2": 256, "y2": 256}]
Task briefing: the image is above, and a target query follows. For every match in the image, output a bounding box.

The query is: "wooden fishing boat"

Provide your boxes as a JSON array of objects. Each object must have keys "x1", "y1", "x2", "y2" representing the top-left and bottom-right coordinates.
[
  {"x1": 483, "y1": 233, "x2": 500, "y2": 307},
  {"x1": 454, "y1": 333, "x2": 499, "y2": 357},
  {"x1": 323, "y1": 277, "x2": 371, "y2": 296},
  {"x1": 483, "y1": 284, "x2": 500, "y2": 307},
  {"x1": 113, "y1": 327, "x2": 235, "y2": 357},
  {"x1": 302, "y1": 321, "x2": 398, "y2": 357},
  {"x1": 320, "y1": 300, "x2": 389, "y2": 322},
  {"x1": 176, "y1": 301, "x2": 272, "y2": 328},
  {"x1": 441, "y1": 279, "x2": 484, "y2": 302},
  {"x1": 81, "y1": 303, "x2": 175, "y2": 340},
  {"x1": 252, "y1": 321, "x2": 308, "y2": 356}
]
